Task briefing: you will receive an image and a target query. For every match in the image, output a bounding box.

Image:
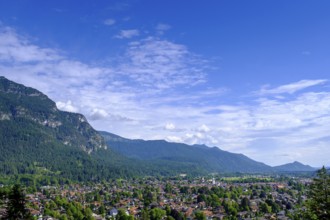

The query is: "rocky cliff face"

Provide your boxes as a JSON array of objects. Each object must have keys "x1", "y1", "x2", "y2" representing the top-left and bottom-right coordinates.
[{"x1": 0, "y1": 76, "x2": 106, "y2": 153}]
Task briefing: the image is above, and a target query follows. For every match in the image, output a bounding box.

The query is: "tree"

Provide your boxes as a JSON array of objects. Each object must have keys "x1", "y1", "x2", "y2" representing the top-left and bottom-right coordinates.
[
  {"x1": 308, "y1": 166, "x2": 330, "y2": 220},
  {"x1": 143, "y1": 187, "x2": 155, "y2": 207},
  {"x1": 99, "y1": 205, "x2": 106, "y2": 215},
  {"x1": 170, "y1": 209, "x2": 184, "y2": 220},
  {"x1": 259, "y1": 202, "x2": 271, "y2": 213},
  {"x1": 240, "y1": 197, "x2": 250, "y2": 211},
  {"x1": 0, "y1": 187, "x2": 10, "y2": 207},
  {"x1": 194, "y1": 211, "x2": 206, "y2": 220},
  {"x1": 149, "y1": 208, "x2": 166, "y2": 220},
  {"x1": 83, "y1": 207, "x2": 94, "y2": 220},
  {"x1": 5, "y1": 184, "x2": 32, "y2": 219},
  {"x1": 116, "y1": 209, "x2": 125, "y2": 220},
  {"x1": 164, "y1": 183, "x2": 173, "y2": 194},
  {"x1": 141, "y1": 208, "x2": 150, "y2": 220},
  {"x1": 116, "y1": 209, "x2": 130, "y2": 220}
]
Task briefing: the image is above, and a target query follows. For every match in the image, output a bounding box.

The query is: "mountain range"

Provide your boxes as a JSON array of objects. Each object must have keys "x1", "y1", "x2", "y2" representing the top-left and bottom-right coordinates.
[
  {"x1": 101, "y1": 131, "x2": 273, "y2": 173},
  {"x1": 0, "y1": 76, "x2": 317, "y2": 181}
]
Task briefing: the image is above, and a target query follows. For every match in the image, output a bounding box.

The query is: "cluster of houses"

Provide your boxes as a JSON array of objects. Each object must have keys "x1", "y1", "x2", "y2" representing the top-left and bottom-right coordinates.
[{"x1": 1, "y1": 176, "x2": 309, "y2": 220}]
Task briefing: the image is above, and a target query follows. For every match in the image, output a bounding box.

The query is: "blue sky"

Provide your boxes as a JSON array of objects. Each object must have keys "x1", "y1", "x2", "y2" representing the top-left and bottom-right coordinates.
[{"x1": 0, "y1": 0, "x2": 330, "y2": 167}]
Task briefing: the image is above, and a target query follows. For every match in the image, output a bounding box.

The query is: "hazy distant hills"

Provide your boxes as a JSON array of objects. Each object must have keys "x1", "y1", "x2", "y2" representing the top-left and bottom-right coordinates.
[
  {"x1": 0, "y1": 76, "x2": 317, "y2": 181},
  {"x1": 273, "y1": 161, "x2": 316, "y2": 172},
  {"x1": 101, "y1": 131, "x2": 318, "y2": 173},
  {"x1": 100, "y1": 131, "x2": 274, "y2": 173}
]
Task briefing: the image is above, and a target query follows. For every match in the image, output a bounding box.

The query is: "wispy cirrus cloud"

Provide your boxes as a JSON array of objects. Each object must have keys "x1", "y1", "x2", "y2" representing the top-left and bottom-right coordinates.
[
  {"x1": 117, "y1": 37, "x2": 207, "y2": 89},
  {"x1": 0, "y1": 26, "x2": 61, "y2": 63},
  {"x1": 0, "y1": 25, "x2": 210, "y2": 123},
  {"x1": 257, "y1": 79, "x2": 327, "y2": 95},
  {"x1": 156, "y1": 23, "x2": 171, "y2": 35},
  {"x1": 107, "y1": 2, "x2": 131, "y2": 11},
  {"x1": 103, "y1": 18, "x2": 116, "y2": 26},
  {"x1": 141, "y1": 84, "x2": 330, "y2": 166}
]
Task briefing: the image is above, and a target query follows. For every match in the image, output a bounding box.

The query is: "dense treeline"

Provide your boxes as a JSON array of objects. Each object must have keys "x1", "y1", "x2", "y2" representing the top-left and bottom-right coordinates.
[
  {"x1": 289, "y1": 166, "x2": 330, "y2": 220},
  {"x1": 0, "y1": 119, "x2": 126, "y2": 181}
]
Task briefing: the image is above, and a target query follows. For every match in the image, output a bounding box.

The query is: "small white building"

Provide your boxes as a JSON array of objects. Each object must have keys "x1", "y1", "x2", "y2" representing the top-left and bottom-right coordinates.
[{"x1": 109, "y1": 208, "x2": 118, "y2": 217}]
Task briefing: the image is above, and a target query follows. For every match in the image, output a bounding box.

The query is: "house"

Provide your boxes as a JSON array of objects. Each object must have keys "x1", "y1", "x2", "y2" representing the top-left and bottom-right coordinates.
[
  {"x1": 42, "y1": 216, "x2": 57, "y2": 220},
  {"x1": 109, "y1": 208, "x2": 118, "y2": 217},
  {"x1": 0, "y1": 208, "x2": 7, "y2": 219},
  {"x1": 276, "y1": 210, "x2": 289, "y2": 219},
  {"x1": 92, "y1": 213, "x2": 105, "y2": 220}
]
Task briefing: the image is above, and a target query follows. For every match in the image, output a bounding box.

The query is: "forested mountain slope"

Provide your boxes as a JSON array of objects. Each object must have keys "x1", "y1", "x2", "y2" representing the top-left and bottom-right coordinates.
[
  {"x1": 101, "y1": 131, "x2": 273, "y2": 173},
  {"x1": 0, "y1": 76, "x2": 126, "y2": 181}
]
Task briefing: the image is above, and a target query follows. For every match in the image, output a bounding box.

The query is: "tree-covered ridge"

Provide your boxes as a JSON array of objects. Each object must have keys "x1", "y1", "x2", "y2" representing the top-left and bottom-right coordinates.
[
  {"x1": 100, "y1": 131, "x2": 273, "y2": 173},
  {"x1": 101, "y1": 132, "x2": 318, "y2": 174}
]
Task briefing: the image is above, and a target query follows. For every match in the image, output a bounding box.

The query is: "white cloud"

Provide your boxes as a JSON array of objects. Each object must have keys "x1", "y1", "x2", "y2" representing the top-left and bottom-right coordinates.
[
  {"x1": 156, "y1": 23, "x2": 171, "y2": 31},
  {"x1": 56, "y1": 100, "x2": 79, "y2": 113},
  {"x1": 103, "y1": 19, "x2": 116, "y2": 26},
  {"x1": 107, "y1": 2, "x2": 131, "y2": 11},
  {"x1": 138, "y1": 88, "x2": 330, "y2": 166},
  {"x1": 1, "y1": 25, "x2": 330, "y2": 167},
  {"x1": 165, "y1": 123, "x2": 176, "y2": 130},
  {"x1": 89, "y1": 108, "x2": 108, "y2": 120},
  {"x1": 0, "y1": 26, "x2": 61, "y2": 63},
  {"x1": 156, "y1": 23, "x2": 171, "y2": 34},
  {"x1": 197, "y1": 124, "x2": 210, "y2": 133},
  {"x1": 166, "y1": 136, "x2": 183, "y2": 143},
  {"x1": 115, "y1": 29, "x2": 140, "y2": 39},
  {"x1": 258, "y1": 79, "x2": 327, "y2": 95},
  {"x1": 118, "y1": 37, "x2": 207, "y2": 89}
]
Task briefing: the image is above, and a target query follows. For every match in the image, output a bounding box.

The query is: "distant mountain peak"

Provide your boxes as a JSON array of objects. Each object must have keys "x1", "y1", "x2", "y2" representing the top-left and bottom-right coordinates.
[
  {"x1": 0, "y1": 76, "x2": 48, "y2": 99},
  {"x1": 274, "y1": 161, "x2": 316, "y2": 172}
]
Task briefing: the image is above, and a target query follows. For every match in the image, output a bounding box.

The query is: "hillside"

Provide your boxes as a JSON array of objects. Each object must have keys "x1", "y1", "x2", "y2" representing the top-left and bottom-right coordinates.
[
  {"x1": 0, "y1": 76, "x2": 208, "y2": 180},
  {"x1": 1, "y1": 76, "x2": 318, "y2": 182},
  {"x1": 100, "y1": 131, "x2": 273, "y2": 173},
  {"x1": 273, "y1": 161, "x2": 316, "y2": 172},
  {"x1": 0, "y1": 76, "x2": 127, "y2": 181}
]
